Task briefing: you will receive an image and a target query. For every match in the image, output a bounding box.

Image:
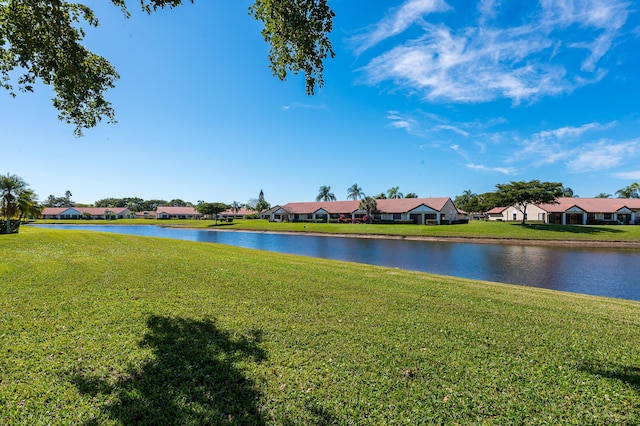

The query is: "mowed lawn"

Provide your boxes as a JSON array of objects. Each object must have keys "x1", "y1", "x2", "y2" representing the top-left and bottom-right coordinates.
[
  {"x1": 35, "y1": 218, "x2": 640, "y2": 243},
  {"x1": 2, "y1": 227, "x2": 640, "y2": 424}
]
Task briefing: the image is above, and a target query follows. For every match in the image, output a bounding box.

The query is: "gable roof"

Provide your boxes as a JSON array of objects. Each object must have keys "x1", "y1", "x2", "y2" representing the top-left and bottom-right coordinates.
[
  {"x1": 375, "y1": 197, "x2": 452, "y2": 213},
  {"x1": 536, "y1": 197, "x2": 640, "y2": 213},
  {"x1": 156, "y1": 206, "x2": 200, "y2": 215},
  {"x1": 41, "y1": 207, "x2": 76, "y2": 215},
  {"x1": 281, "y1": 198, "x2": 454, "y2": 215},
  {"x1": 486, "y1": 206, "x2": 507, "y2": 214},
  {"x1": 282, "y1": 200, "x2": 360, "y2": 214},
  {"x1": 42, "y1": 207, "x2": 129, "y2": 216}
]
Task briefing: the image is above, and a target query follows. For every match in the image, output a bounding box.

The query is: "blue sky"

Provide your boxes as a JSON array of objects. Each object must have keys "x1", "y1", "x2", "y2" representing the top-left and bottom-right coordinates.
[{"x1": 3, "y1": 0, "x2": 640, "y2": 206}]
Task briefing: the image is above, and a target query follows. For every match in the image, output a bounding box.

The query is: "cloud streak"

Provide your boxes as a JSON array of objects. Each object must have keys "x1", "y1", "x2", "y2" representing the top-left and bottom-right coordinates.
[{"x1": 356, "y1": 0, "x2": 631, "y2": 104}]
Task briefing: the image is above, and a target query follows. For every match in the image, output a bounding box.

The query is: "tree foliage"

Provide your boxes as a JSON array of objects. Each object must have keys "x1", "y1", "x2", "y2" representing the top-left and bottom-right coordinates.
[
  {"x1": 615, "y1": 183, "x2": 640, "y2": 199},
  {"x1": 195, "y1": 201, "x2": 229, "y2": 223},
  {"x1": 0, "y1": 173, "x2": 37, "y2": 233},
  {"x1": 44, "y1": 190, "x2": 75, "y2": 207},
  {"x1": 249, "y1": 0, "x2": 334, "y2": 95},
  {"x1": 358, "y1": 196, "x2": 377, "y2": 223},
  {"x1": 255, "y1": 189, "x2": 270, "y2": 212},
  {"x1": 315, "y1": 185, "x2": 335, "y2": 202},
  {"x1": 453, "y1": 189, "x2": 478, "y2": 212},
  {"x1": 387, "y1": 186, "x2": 403, "y2": 199},
  {"x1": 495, "y1": 180, "x2": 563, "y2": 225},
  {"x1": 346, "y1": 183, "x2": 364, "y2": 200},
  {"x1": 94, "y1": 197, "x2": 168, "y2": 211},
  {"x1": 0, "y1": 0, "x2": 334, "y2": 135}
]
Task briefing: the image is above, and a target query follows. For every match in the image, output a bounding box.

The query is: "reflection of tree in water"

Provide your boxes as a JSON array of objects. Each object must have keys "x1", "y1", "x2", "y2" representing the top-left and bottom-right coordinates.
[{"x1": 73, "y1": 316, "x2": 266, "y2": 425}]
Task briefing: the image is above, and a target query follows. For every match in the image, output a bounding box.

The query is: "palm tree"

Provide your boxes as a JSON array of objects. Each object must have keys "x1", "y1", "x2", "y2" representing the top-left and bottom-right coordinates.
[
  {"x1": 359, "y1": 196, "x2": 377, "y2": 223},
  {"x1": 615, "y1": 183, "x2": 640, "y2": 198},
  {"x1": 595, "y1": 193, "x2": 612, "y2": 198},
  {"x1": 64, "y1": 190, "x2": 74, "y2": 206},
  {"x1": 17, "y1": 189, "x2": 41, "y2": 222},
  {"x1": 387, "y1": 186, "x2": 404, "y2": 199},
  {"x1": 405, "y1": 192, "x2": 418, "y2": 198},
  {"x1": 347, "y1": 183, "x2": 364, "y2": 200},
  {"x1": 230, "y1": 201, "x2": 241, "y2": 218},
  {"x1": 316, "y1": 185, "x2": 336, "y2": 202},
  {"x1": 1, "y1": 173, "x2": 30, "y2": 233}
]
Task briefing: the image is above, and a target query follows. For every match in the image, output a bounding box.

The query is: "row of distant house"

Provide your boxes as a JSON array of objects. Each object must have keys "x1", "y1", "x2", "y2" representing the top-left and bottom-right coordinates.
[
  {"x1": 40, "y1": 197, "x2": 640, "y2": 225},
  {"x1": 40, "y1": 198, "x2": 463, "y2": 224}
]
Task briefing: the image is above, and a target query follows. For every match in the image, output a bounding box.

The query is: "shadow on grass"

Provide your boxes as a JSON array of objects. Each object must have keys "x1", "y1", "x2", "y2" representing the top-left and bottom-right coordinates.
[
  {"x1": 514, "y1": 223, "x2": 625, "y2": 235},
  {"x1": 206, "y1": 222, "x2": 235, "y2": 228},
  {"x1": 580, "y1": 361, "x2": 640, "y2": 391},
  {"x1": 72, "y1": 315, "x2": 267, "y2": 425}
]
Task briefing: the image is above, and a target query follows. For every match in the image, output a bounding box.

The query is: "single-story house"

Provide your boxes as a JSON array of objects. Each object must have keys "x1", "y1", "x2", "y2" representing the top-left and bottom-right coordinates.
[
  {"x1": 219, "y1": 207, "x2": 255, "y2": 219},
  {"x1": 134, "y1": 211, "x2": 157, "y2": 219},
  {"x1": 261, "y1": 205, "x2": 283, "y2": 221},
  {"x1": 537, "y1": 198, "x2": 640, "y2": 225},
  {"x1": 41, "y1": 207, "x2": 131, "y2": 220},
  {"x1": 156, "y1": 206, "x2": 201, "y2": 220},
  {"x1": 264, "y1": 198, "x2": 462, "y2": 225},
  {"x1": 487, "y1": 198, "x2": 640, "y2": 224}
]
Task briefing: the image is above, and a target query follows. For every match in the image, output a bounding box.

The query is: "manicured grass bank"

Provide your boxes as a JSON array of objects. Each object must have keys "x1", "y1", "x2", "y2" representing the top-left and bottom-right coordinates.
[
  {"x1": 35, "y1": 218, "x2": 640, "y2": 243},
  {"x1": 2, "y1": 227, "x2": 640, "y2": 424}
]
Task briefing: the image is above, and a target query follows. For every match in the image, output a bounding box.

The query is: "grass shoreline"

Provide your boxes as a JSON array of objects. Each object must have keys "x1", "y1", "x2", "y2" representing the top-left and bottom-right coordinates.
[
  {"x1": 2, "y1": 227, "x2": 640, "y2": 424},
  {"x1": 32, "y1": 219, "x2": 640, "y2": 248}
]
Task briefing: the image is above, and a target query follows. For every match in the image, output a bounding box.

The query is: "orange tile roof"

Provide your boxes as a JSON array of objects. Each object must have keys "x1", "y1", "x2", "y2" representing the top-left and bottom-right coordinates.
[
  {"x1": 42, "y1": 207, "x2": 129, "y2": 215},
  {"x1": 536, "y1": 197, "x2": 640, "y2": 213},
  {"x1": 282, "y1": 200, "x2": 359, "y2": 214},
  {"x1": 486, "y1": 207, "x2": 507, "y2": 214},
  {"x1": 156, "y1": 206, "x2": 200, "y2": 215},
  {"x1": 281, "y1": 198, "x2": 453, "y2": 214}
]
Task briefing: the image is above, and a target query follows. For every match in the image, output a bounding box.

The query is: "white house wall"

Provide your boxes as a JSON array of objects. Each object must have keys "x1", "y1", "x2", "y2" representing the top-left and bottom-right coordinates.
[
  {"x1": 441, "y1": 199, "x2": 459, "y2": 222},
  {"x1": 502, "y1": 205, "x2": 548, "y2": 222}
]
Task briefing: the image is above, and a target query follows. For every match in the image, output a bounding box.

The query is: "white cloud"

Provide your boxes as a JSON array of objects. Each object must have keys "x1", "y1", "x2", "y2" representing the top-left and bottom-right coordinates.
[
  {"x1": 352, "y1": 0, "x2": 451, "y2": 55},
  {"x1": 435, "y1": 125, "x2": 469, "y2": 137},
  {"x1": 357, "y1": 0, "x2": 631, "y2": 104},
  {"x1": 466, "y1": 163, "x2": 517, "y2": 174},
  {"x1": 566, "y1": 139, "x2": 639, "y2": 172},
  {"x1": 281, "y1": 103, "x2": 328, "y2": 111},
  {"x1": 450, "y1": 144, "x2": 470, "y2": 160},
  {"x1": 613, "y1": 171, "x2": 640, "y2": 180},
  {"x1": 386, "y1": 109, "x2": 499, "y2": 138},
  {"x1": 533, "y1": 122, "x2": 615, "y2": 141},
  {"x1": 510, "y1": 121, "x2": 619, "y2": 166}
]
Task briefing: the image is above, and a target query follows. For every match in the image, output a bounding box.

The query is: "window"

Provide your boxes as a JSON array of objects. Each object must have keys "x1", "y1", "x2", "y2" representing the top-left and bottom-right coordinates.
[{"x1": 393, "y1": 213, "x2": 402, "y2": 220}]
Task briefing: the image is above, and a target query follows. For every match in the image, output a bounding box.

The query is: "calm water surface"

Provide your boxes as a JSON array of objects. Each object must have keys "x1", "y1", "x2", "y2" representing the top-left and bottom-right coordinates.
[{"x1": 33, "y1": 224, "x2": 640, "y2": 301}]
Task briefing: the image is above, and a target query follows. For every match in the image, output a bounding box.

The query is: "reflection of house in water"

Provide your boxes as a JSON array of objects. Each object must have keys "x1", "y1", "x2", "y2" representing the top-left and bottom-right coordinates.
[{"x1": 487, "y1": 198, "x2": 640, "y2": 225}]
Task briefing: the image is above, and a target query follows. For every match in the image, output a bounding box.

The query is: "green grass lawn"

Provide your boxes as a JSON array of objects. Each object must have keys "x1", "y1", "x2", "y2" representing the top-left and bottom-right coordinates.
[
  {"x1": 35, "y1": 218, "x2": 640, "y2": 243},
  {"x1": 2, "y1": 226, "x2": 640, "y2": 424}
]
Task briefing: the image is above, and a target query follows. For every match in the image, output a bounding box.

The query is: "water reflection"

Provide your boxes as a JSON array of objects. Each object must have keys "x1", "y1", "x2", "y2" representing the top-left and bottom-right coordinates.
[{"x1": 33, "y1": 225, "x2": 640, "y2": 301}]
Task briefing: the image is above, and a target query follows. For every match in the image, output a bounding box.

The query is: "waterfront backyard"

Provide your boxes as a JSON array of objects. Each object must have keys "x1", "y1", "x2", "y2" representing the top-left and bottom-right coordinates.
[
  {"x1": 33, "y1": 218, "x2": 640, "y2": 244},
  {"x1": 2, "y1": 226, "x2": 640, "y2": 424}
]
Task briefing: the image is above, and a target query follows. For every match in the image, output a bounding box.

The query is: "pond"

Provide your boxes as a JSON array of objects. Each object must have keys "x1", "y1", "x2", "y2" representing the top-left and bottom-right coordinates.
[{"x1": 33, "y1": 224, "x2": 640, "y2": 301}]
